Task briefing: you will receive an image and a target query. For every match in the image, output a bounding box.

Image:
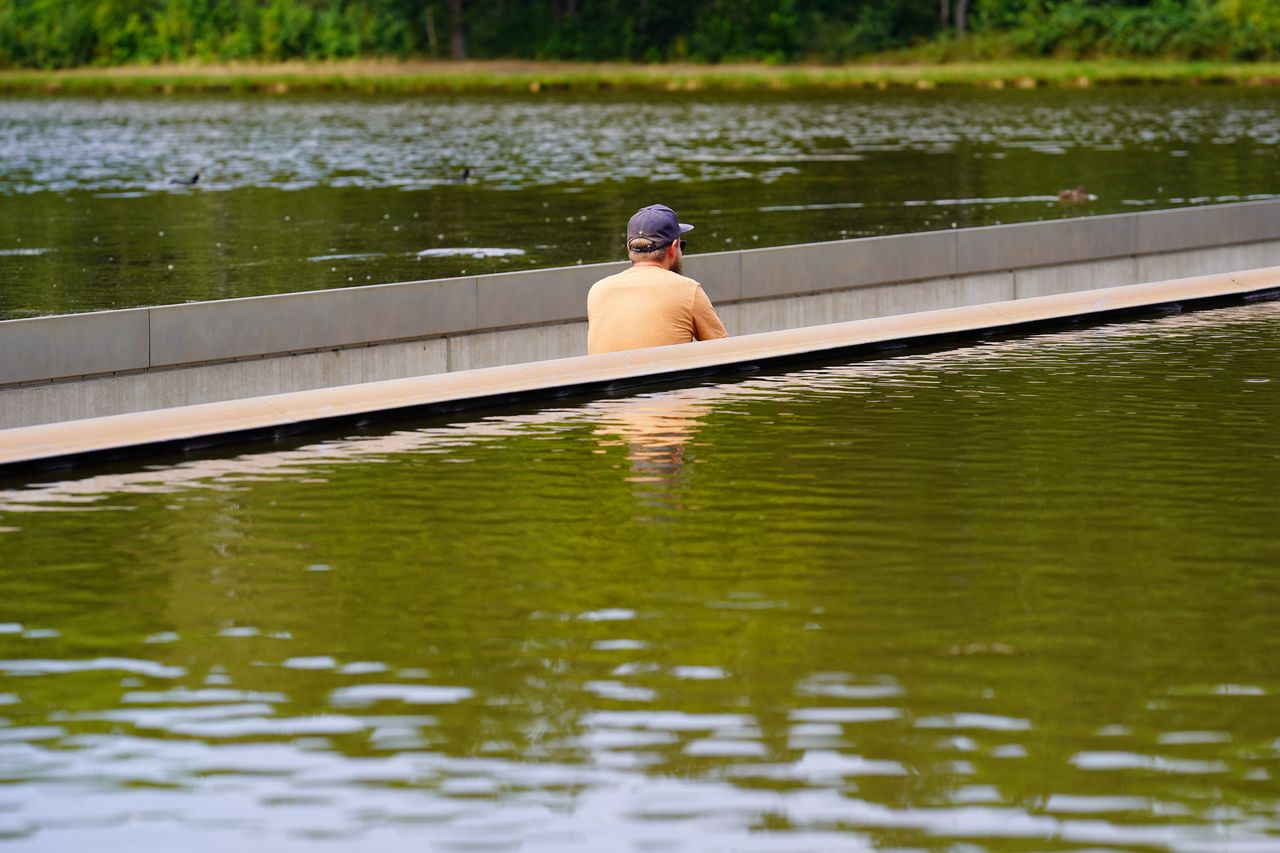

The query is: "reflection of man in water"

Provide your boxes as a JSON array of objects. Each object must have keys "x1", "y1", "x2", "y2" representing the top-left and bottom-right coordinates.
[
  {"x1": 591, "y1": 385, "x2": 725, "y2": 509},
  {"x1": 598, "y1": 394, "x2": 702, "y2": 484},
  {"x1": 587, "y1": 204, "x2": 729, "y2": 355}
]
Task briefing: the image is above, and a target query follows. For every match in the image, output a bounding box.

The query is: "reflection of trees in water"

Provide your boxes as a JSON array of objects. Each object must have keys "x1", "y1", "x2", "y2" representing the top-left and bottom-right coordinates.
[
  {"x1": 5, "y1": 305, "x2": 1279, "y2": 823},
  {"x1": 12, "y1": 90, "x2": 1280, "y2": 321}
]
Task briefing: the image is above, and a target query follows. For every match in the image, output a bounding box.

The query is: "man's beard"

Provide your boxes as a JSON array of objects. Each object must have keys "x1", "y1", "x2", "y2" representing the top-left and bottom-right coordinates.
[{"x1": 670, "y1": 256, "x2": 683, "y2": 276}]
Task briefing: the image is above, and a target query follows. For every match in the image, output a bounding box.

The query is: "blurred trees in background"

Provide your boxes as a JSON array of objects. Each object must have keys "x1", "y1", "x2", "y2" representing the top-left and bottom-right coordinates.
[{"x1": 3, "y1": 0, "x2": 1280, "y2": 68}]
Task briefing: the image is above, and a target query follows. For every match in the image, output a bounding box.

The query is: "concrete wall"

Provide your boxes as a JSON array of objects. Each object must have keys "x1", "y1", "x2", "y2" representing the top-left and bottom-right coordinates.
[
  {"x1": 8, "y1": 266, "x2": 1277, "y2": 472},
  {"x1": 5, "y1": 200, "x2": 1280, "y2": 429}
]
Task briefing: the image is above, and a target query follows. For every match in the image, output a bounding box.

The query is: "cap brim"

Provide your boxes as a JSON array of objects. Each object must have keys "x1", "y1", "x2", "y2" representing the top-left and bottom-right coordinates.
[{"x1": 678, "y1": 223, "x2": 694, "y2": 234}]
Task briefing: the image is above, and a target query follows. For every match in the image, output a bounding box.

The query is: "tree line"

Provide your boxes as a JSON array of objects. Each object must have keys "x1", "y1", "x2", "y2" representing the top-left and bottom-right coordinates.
[{"x1": 3, "y1": 0, "x2": 1280, "y2": 69}]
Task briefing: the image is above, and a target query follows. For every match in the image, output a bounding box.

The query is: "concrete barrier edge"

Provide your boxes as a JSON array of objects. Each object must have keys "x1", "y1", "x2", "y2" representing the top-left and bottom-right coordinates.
[
  {"x1": 3, "y1": 264, "x2": 1277, "y2": 474},
  {"x1": 6, "y1": 200, "x2": 1280, "y2": 388}
]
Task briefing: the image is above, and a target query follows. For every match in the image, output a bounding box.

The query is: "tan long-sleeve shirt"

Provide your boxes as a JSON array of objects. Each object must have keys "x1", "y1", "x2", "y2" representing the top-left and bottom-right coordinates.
[{"x1": 586, "y1": 264, "x2": 728, "y2": 355}]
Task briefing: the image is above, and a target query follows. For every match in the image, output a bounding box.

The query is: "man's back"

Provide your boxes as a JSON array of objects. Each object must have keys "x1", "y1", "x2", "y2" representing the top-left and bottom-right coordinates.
[{"x1": 587, "y1": 265, "x2": 727, "y2": 355}]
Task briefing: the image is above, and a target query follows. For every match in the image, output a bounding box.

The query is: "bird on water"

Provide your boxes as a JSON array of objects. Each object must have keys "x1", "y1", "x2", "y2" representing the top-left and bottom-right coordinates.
[
  {"x1": 1058, "y1": 185, "x2": 1089, "y2": 203},
  {"x1": 169, "y1": 173, "x2": 200, "y2": 186}
]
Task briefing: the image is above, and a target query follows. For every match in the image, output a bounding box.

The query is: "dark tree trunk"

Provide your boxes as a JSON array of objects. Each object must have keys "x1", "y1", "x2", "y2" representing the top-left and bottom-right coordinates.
[
  {"x1": 941, "y1": 0, "x2": 950, "y2": 31},
  {"x1": 446, "y1": 0, "x2": 467, "y2": 59},
  {"x1": 425, "y1": 5, "x2": 439, "y2": 56},
  {"x1": 551, "y1": 0, "x2": 578, "y2": 23},
  {"x1": 955, "y1": 0, "x2": 969, "y2": 34}
]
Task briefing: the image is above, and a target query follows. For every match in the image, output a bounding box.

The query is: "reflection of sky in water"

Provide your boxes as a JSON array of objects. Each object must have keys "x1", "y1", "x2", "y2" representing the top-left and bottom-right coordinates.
[{"x1": 0, "y1": 302, "x2": 1278, "y2": 850}]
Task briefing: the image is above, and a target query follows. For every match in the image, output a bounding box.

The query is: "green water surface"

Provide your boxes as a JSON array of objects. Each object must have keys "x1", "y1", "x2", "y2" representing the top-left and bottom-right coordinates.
[
  {"x1": 3, "y1": 86, "x2": 1280, "y2": 319},
  {"x1": 0, "y1": 301, "x2": 1277, "y2": 850}
]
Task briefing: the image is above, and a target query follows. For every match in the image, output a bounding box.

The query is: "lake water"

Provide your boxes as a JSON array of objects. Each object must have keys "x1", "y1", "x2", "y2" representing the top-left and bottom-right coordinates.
[
  {"x1": 3, "y1": 87, "x2": 1280, "y2": 319},
  {"x1": 1, "y1": 299, "x2": 1277, "y2": 851}
]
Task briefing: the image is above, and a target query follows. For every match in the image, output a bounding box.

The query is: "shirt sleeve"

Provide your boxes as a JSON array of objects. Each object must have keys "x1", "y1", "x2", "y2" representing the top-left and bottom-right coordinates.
[{"x1": 692, "y1": 287, "x2": 729, "y2": 341}]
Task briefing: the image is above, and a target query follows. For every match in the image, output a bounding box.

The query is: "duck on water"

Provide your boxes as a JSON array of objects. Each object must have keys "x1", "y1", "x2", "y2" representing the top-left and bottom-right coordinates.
[{"x1": 1058, "y1": 185, "x2": 1090, "y2": 203}]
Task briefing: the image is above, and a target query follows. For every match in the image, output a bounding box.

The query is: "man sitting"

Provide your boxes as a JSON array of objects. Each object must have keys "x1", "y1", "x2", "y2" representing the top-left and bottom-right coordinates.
[{"x1": 587, "y1": 204, "x2": 729, "y2": 355}]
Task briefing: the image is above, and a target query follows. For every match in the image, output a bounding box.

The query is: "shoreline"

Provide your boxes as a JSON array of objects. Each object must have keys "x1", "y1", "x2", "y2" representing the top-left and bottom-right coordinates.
[{"x1": 4, "y1": 59, "x2": 1280, "y2": 95}]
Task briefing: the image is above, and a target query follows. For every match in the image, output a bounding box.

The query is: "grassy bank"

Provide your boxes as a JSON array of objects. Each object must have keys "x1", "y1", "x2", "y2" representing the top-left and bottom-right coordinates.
[{"x1": 4, "y1": 59, "x2": 1280, "y2": 95}]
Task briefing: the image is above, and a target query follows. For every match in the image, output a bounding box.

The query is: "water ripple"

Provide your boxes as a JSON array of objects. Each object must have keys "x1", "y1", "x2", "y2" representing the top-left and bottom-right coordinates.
[{"x1": 0, "y1": 301, "x2": 1277, "y2": 849}]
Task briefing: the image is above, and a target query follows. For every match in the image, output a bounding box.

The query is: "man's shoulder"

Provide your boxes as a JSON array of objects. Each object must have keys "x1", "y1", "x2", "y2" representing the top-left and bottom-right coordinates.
[
  {"x1": 590, "y1": 268, "x2": 631, "y2": 289},
  {"x1": 613, "y1": 265, "x2": 703, "y2": 289},
  {"x1": 588, "y1": 272, "x2": 620, "y2": 303},
  {"x1": 666, "y1": 269, "x2": 704, "y2": 289}
]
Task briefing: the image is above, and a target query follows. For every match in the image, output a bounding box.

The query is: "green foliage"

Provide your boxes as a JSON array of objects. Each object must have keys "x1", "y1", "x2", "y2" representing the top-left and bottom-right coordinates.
[
  {"x1": 0, "y1": 0, "x2": 947, "y2": 67},
  {"x1": 2, "y1": 0, "x2": 1280, "y2": 68},
  {"x1": 0, "y1": 0, "x2": 433, "y2": 67},
  {"x1": 974, "y1": 0, "x2": 1280, "y2": 59}
]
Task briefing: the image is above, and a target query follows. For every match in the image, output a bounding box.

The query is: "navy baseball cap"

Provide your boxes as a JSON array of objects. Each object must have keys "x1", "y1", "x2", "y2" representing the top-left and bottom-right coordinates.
[{"x1": 626, "y1": 204, "x2": 693, "y2": 251}]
